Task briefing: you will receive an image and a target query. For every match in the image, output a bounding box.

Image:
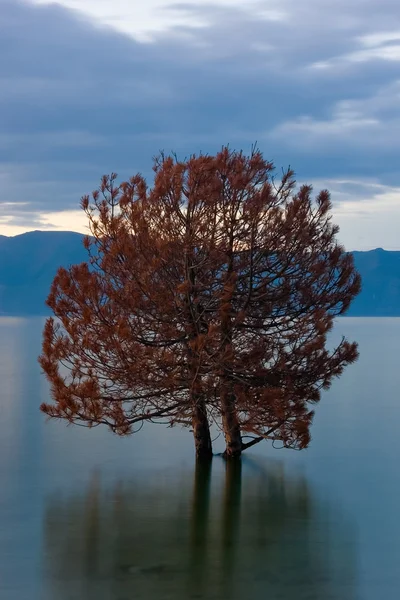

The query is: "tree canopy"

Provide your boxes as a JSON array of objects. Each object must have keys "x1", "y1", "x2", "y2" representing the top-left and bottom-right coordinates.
[{"x1": 39, "y1": 147, "x2": 361, "y2": 458}]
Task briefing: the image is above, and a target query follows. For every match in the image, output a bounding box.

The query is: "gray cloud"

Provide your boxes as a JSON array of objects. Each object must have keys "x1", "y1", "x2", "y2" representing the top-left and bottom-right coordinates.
[{"x1": 0, "y1": 0, "x2": 399, "y2": 226}]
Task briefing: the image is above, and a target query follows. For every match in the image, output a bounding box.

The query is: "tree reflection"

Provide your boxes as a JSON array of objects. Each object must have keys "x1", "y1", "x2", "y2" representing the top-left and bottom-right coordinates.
[{"x1": 42, "y1": 459, "x2": 357, "y2": 600}]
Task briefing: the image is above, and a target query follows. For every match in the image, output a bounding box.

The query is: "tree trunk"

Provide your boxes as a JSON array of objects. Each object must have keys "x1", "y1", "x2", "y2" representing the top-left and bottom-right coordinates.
[
  {"x1": 219, "y1": 242, "x2": 242, "y2": 458},
  {"x1": 221, "y1": 389, "x2": 242, "y2": 458},
  {"x1": 192, "y1": 400, "x2": 213, "y2": 460}
]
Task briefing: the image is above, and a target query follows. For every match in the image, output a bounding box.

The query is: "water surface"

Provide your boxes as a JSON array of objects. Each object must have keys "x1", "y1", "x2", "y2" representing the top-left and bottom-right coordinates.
[{"x1": 0, "y1": 317, "x2": 399, "y2": 599}]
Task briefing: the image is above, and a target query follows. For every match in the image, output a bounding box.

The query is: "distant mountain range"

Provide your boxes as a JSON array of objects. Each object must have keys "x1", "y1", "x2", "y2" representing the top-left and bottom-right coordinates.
[
  {"x1": 0, "y1": 231, "x2": 86, "y2": 316},
  {"x1": 0, "y1": 231, "x2": 398, "y2": 316}
]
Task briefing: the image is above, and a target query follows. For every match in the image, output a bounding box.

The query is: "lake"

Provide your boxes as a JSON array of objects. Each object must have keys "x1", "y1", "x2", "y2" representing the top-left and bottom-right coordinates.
[{"x1": 0, "y1": 317, "x2": 399, "y2": 599}]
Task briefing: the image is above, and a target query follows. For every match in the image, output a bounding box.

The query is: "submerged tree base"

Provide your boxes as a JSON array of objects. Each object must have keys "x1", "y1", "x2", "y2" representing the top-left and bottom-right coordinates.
[
  {"x1": 195, "y1": 447, "x2": 214, "y2": 461},
  {"x1": 222, "y1": 450, "x2": 242, "y2": 460}
]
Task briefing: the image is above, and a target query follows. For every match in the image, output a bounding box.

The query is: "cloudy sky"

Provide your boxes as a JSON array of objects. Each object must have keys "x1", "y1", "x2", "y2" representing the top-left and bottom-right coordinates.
[{"x1": 1, "y1": 0, "x2": 400, "y2": 249}]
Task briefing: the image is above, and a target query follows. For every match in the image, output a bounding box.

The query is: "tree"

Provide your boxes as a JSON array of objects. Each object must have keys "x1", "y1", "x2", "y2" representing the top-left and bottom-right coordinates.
[{"x1": 39, "y1": 147, "x2": 361, "y2": 459}]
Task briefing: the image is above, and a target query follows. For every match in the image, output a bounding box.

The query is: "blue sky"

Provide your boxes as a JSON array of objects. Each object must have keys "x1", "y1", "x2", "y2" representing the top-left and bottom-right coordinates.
[{"x1": 1, "y1": 0, "x2": 400, "y2": 249}]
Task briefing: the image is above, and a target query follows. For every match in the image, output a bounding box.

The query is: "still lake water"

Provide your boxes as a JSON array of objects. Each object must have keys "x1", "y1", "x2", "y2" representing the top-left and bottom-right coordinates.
[{"x1": 0, "y1": 317, "x2": 400, "y2": 599}]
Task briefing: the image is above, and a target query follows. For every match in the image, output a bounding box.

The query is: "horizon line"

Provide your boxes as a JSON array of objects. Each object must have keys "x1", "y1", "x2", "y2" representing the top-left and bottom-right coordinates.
[{"x1": 0, "y1": 229, "x2": 399, "y2": 253}]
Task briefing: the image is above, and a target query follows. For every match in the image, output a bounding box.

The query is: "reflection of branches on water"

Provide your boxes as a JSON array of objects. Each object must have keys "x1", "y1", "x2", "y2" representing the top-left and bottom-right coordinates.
[{"x1": 42, "y1": 460, "x2": 357, "y2": 600}]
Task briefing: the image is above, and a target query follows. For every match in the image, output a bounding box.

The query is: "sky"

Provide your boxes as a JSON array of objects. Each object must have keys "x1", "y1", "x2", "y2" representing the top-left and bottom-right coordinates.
[{"x1": 1, "y1": 0, "x2": 400, "y2": 249}]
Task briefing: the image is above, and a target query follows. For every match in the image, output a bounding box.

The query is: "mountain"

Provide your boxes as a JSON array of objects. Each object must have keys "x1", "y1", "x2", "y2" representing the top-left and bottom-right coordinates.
[
  {"x1": 348, "y1": 248, "x2": 400, "y2": 316},
  {"x1": 0, "y1": 231, "x2": 399, "y2": 316},
  {"x1": 0, "y1": 231, "x2": 87, "y2": 315}
]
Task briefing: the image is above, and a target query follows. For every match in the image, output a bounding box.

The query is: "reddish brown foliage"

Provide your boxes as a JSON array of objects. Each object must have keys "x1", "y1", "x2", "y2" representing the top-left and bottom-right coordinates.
[{"x1": 39, "y1": 147, "x2": 361, "y2": 458}]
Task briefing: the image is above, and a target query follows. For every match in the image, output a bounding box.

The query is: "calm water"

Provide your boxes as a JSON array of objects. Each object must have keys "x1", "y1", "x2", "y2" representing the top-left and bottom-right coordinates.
[{"x1": 0, "y1": 318, "x2": 400, "y2": 599}]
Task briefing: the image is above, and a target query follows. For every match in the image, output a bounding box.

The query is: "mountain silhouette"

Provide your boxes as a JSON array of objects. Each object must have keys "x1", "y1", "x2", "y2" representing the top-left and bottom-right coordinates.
[
  {"x1": 0, "y1": 231, "x2": 398, "y2": 316},
  {"x1": 0, "y1": 231, "x2": 87, "y2": 315},
  {"x1": 347, "y1": 248, "x2": 400, "y2": 316}
]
